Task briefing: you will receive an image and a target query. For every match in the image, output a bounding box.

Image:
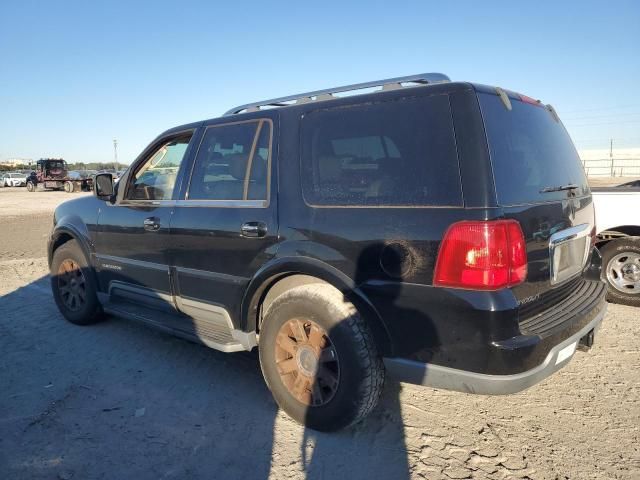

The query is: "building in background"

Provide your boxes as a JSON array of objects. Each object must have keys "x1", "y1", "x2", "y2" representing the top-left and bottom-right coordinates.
[{"x1": 0, "y1": 158, "x2": 33, "y2": 168}]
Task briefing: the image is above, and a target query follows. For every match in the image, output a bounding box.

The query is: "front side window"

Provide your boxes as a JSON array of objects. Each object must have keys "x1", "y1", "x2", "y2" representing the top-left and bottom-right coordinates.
[
  {"x1": 187, "y1": 120, "x2": 271, "y2": 201},
  {"x1": 126, "y1": 133, "x2": 192, "y2": 201},
  {"x1": 300, "y1": 95, "x2": 461, "y2": 207}
]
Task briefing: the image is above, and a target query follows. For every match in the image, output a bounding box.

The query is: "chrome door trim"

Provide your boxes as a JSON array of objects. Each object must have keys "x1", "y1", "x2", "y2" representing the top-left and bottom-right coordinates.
[
  {"x1": 176, "y1": 199, "x2": 268, "y2": 208},
  {"x1": 95, "y1": 254, "x2": 169, "y2": 273},
  {"x1": 174, "y1": 266, "x2": 248, "y2": 285}
]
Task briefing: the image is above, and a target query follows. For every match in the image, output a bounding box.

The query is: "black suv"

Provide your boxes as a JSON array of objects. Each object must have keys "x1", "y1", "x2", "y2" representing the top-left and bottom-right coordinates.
[{"x1": 49, "y1": 73, "x2": 606, "y2": 431}]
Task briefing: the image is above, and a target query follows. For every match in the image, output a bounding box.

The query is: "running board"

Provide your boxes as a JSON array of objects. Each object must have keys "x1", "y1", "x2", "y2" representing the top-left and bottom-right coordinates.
[{"x1": 102, "y1": 298, "x2": 252, "y2": 353}]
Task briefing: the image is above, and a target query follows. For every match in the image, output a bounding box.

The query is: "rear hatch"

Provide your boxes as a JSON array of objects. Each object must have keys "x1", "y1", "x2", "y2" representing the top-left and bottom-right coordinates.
[{"x1": 478, "y1": 90, "x2": 596, "y2": 336}]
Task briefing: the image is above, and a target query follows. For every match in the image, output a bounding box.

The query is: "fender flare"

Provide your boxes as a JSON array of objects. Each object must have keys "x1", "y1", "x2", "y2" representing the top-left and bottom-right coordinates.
[
  {"x1": 48, "y1": 221, "x2": 94, "y2": 269},
  {"x1": 241, "y1": 255, "x2": 394, "y2": 356}
]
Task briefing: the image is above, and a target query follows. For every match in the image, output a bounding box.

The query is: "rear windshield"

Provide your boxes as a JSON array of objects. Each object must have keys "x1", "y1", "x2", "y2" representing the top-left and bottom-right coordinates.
[{"x1": 479, "y1": 93, "x2": 589, "y2": 206}]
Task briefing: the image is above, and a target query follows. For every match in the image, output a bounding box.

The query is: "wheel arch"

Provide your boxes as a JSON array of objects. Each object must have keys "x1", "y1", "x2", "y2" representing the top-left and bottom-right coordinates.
[
  {"x1": 48, "y1": 223, "x2": 94, "y2": 269},
  {"x1": 596, "y1": 225, "x2": 640, "y2": 248},
  {"x1": 241, "y1": 256, "x2": 394, "y2": 356}
]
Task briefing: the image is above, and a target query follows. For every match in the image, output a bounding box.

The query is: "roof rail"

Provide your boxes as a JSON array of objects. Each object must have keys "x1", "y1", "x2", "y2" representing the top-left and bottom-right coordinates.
[{"x1": 223, "y1": 72, "x2": 450, "y2": 115}]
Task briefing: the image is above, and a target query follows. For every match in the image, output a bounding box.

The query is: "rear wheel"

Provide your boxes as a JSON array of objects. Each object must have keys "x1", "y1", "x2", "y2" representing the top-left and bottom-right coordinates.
[
  {"x1": 64, "y1": 181, "x2": 74, "y2": 193},
  {"x1": 259, "y1": 284, "x2": 384, "y2": 431},
  {"x1": 601, "y1": 238, "x2": 640, "y2": 307},
  {"x1": 51, "y1": 240, "x2": 103, "y2": 325}
]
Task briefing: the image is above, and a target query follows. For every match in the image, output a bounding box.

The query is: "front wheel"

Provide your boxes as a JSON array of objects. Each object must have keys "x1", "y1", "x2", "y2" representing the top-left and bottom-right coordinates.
[
  {"x1": 51, "y1": 240, "x2": 103, "y2": 325},
  {"x1": 26, "y1": 181, "x2": 35, "y2": 192},
  {"x1": 259, "y1": 284, "x2": 384, "y2": 432},
  {"x1": 601, "y1": 237, "x2": 640, "y2": 307}
]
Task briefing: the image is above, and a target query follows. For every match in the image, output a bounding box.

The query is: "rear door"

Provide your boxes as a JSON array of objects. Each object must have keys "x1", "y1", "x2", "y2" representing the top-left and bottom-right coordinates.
[
  {"x1": 167, "y1": 117, "x2": 279, "y2": 327},
  {"x1": 478, "y1": 91, "x2": 595, "y2": 314}
]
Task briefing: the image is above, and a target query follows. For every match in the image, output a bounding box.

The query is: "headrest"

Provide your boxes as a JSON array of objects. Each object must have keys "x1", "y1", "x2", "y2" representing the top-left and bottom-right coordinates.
[
  {"x1": 318, "y1": 156, "x2": 342, "y2": 180},
  {"x1": 227, "y1": 153, "x2": 249, "y2": 180}
]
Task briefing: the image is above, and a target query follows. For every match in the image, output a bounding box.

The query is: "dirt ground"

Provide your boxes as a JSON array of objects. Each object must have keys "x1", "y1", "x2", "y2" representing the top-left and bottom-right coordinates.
[{"x1": 1, "y1": 189, "x2": 639, "y2": 480}]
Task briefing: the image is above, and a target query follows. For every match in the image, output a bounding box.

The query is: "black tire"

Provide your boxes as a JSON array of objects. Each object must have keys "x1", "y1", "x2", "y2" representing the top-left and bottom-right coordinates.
[
  {"x1": 64, "y1": 181, "x2": 74, "y2": 193},
  {"x1": 259, "y1": 284, "x2": 384, "y2": 431},
  {"x1": 26, "y1": 181, "x2": 35, "y2": 192},
  {"x1": 51, "y1": 240, "x2": 103, "y2": 325},
  {"x1": 600, "y1": 237, "x2": 640, "y2": 307}
]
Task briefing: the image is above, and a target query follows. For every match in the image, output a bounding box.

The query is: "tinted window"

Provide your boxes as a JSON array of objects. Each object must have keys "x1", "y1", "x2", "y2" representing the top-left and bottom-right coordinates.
[
  {"x1": 127, "y1": 133, "x2": 192, "y2": 200},
  {"x1": 479, "y1": 93, "x2": 589, "y2": 206},
  {"x1": 301, "y1": 95, "x2": 461, "y2": 206},
  {"x1": 188, "y1": 120, "x2": 271, "y2": 201}
]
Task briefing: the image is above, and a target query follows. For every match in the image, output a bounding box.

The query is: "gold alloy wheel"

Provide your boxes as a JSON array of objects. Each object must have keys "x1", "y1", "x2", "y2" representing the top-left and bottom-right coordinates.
[
  {"x1": 57, "y1": 259, "x2": 87, "y2": 312},
  {"x1": 274, "y1": 318, "x2": 340, "y2": 407}
]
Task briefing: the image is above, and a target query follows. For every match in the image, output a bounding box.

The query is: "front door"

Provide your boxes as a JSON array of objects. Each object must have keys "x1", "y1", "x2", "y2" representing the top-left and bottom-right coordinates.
[
  {"x1": 168, "y1": 118, "x2": 279, "y2": 327},
  {"x1": 95, "y1": 130, "x2": 196, "y2": 309}
]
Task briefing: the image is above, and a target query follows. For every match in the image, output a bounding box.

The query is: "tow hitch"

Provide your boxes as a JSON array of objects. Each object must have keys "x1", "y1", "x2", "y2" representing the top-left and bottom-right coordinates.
[{"x1": 577, "y1": 328, "x2": 595, "y2": 352}]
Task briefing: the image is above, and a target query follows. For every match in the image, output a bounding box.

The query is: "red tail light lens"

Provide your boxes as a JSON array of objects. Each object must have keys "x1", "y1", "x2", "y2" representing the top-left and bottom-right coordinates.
[{"x1": 434, "y1": 220, "x2": 528, "y2": 290}]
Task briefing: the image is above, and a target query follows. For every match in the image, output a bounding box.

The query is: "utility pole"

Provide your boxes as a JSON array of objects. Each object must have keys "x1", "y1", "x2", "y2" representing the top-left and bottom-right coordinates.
[
  {"x1": 609, "y1": 138, "x2": 614, "y2": 177},
  {"x1": 113, "y1": 138, "x2": 119, "y2": 172}
]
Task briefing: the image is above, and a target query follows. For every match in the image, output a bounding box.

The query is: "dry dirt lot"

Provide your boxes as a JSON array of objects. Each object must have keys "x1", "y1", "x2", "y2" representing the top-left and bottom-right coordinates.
[{"x1": 0, "y1": 189, "x2": 639, "y2": 480}]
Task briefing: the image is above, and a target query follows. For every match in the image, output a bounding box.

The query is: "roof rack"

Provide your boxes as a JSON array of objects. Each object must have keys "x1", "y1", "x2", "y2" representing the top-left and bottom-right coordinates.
[{"x1": 223, "y1": 72, "x2": 450, "y2": 115}]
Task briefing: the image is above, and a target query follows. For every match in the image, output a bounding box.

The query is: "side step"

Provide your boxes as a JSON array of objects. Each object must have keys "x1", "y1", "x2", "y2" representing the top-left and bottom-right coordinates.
[{"x1": 103, "y1": 299, "x2": 248, "y2": 353}]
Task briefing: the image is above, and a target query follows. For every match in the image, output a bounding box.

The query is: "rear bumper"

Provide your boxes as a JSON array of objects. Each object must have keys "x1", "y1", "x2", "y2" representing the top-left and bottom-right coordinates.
[{"x1": 384, "y1": 303, "x2": 606, "y2": 394}]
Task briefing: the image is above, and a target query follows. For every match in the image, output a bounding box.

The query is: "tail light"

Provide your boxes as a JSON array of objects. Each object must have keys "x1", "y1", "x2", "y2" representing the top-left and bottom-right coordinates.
[
  {"x1": 519, "y1": 94, "x2": 543, "y2": 107},
  {"x1": 434, "y1": 220, "x2": 527, "y2": 290}
]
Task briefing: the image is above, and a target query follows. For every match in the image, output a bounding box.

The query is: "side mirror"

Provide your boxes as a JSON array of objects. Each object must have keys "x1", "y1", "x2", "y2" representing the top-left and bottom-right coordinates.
[{"x1": 94, "y1": 173, "x2": 115, "y2": 200}]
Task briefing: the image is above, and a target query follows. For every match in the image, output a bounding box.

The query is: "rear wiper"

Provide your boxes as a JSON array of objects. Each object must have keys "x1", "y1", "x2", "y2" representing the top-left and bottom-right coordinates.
[{"x1": 539, "y1": 183, "x2": 579, "y2": 193}]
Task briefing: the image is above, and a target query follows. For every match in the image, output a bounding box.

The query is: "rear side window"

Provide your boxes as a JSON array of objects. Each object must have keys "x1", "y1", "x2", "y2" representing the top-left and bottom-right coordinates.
[
  {"x1": 301, "y1": 95, "x2": 462, "y2": 207},
  {"x1": 188, "y1": 120, "x2": 271, "y2": 201},
  {"x1": 479, "y1": 93, "x2": 589, "y2": 206}
]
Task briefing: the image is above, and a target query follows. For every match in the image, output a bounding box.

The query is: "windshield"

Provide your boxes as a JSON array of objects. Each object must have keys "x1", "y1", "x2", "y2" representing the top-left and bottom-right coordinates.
[{"x1": 479, "y1": 93, "x2": 589, "y2": 206}]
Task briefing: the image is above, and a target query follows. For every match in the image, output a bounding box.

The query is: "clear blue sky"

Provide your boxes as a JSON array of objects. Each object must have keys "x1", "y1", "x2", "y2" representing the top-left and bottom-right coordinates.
[{"x1": 1, "y1": 0, "x2": 639, "y2": 165}]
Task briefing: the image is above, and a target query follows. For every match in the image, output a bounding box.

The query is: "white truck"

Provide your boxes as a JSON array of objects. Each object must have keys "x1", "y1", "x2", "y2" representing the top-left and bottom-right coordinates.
[{"x1": 592, "y1": 179, "x2": 640, "y2": 306}]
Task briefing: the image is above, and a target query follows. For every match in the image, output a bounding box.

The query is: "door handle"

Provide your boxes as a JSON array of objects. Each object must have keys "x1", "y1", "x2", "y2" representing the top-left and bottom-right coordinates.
[
  {"x1": 143, "y1": 217, "x2": 161, "y2": 232},
  {"x1": 241, "y1": 222, "x2": 267, "y2": 238}
]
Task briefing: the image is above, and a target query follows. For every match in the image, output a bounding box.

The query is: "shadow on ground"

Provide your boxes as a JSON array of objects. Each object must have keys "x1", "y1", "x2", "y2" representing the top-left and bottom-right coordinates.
[{"x1": 0, "y1": 275, "x2": 412, "y2": 479}]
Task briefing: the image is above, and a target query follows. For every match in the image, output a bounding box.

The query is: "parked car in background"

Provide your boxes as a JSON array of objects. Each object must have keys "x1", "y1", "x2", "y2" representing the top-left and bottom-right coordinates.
[
  {"x1": 615, "y1": 179, "x2": 640, "y2": 188},
  {"x1": 49, "y1": 73, "x2": 606, "y2": 431},
  {"x1": 593, "y1": 182, "x2": 640, "y2": 306},
  {"x1": 1, "y1": 172, "x2": 28, "y2": 187}
]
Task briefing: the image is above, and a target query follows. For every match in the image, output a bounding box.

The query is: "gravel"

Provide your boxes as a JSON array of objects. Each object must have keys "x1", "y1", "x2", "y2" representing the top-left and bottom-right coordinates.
[{"x1": 1, "y1": 190, "x2": 638, "y2": 480}]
